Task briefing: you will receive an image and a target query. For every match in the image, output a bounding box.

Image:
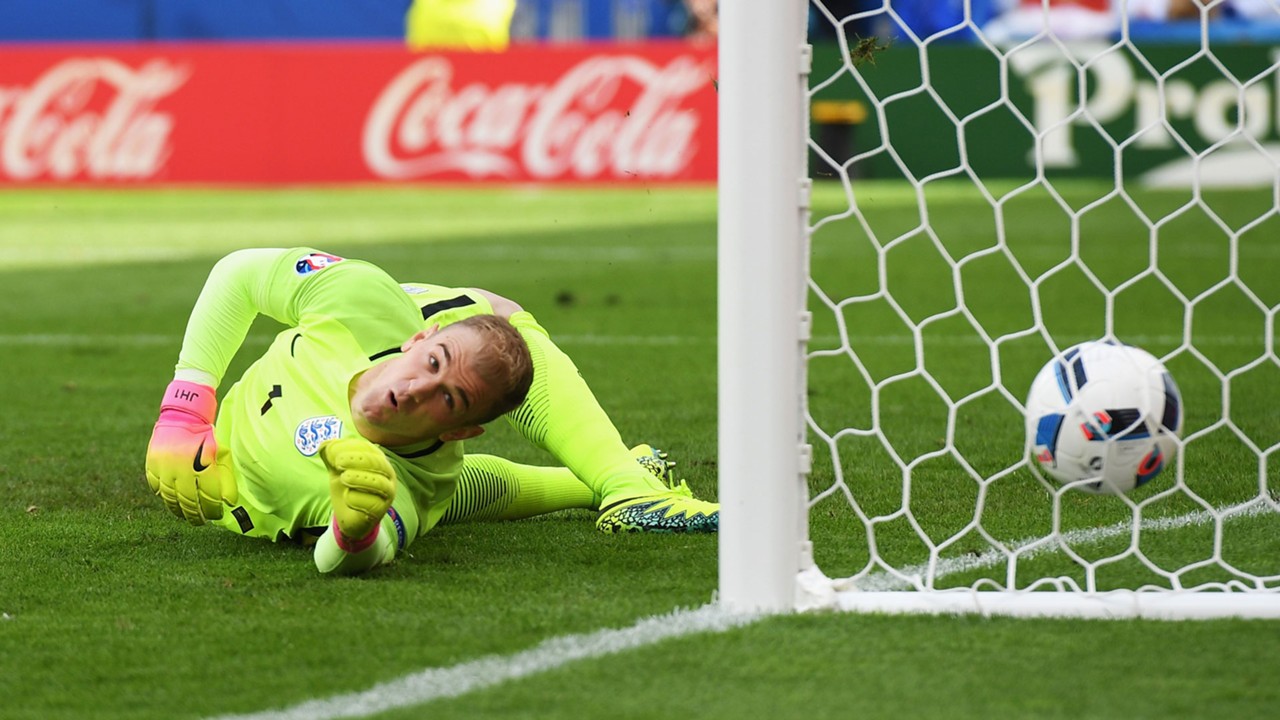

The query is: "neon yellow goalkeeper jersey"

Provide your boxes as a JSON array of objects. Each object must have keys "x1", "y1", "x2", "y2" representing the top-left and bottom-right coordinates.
[{"x1": 205, "y1": 248, "x2": 484, "y2": 548}]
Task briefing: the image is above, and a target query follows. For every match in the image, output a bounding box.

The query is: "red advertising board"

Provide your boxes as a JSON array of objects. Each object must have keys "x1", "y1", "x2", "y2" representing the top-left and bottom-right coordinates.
[{"x1": 0, "y1": 42, "x2": 717, "y2": 184}]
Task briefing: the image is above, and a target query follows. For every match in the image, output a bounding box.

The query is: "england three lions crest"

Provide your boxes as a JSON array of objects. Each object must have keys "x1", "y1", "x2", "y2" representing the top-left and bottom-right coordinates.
[{"x1": 295, "y1": 415, "x2": 343, "y2": 456}]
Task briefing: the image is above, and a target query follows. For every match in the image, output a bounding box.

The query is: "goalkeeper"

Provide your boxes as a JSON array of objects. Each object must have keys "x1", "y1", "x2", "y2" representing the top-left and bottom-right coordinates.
[{"x1": 144, "y1": 248, "x2": 717, "y2": 575}]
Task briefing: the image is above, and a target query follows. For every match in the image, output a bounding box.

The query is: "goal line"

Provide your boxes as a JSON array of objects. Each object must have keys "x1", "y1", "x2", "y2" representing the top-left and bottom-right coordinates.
[{"x1": 204, "y1": 605, "x2": 760, "y2": 720}]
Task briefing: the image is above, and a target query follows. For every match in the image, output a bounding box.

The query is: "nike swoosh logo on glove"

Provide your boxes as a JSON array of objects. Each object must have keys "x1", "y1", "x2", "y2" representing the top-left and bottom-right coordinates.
[{"x1": 193, "y1": 439, "x2": 211, "y2": 472}]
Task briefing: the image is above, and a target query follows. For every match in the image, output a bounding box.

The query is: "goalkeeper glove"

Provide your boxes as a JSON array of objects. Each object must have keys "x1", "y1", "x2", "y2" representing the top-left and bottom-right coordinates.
[
  {"x1": 144, "y1": 380, "x2": 237, "y2": 524},
  {"x1": 319, "y1": 437, "x2": 397, "y2": 551}
]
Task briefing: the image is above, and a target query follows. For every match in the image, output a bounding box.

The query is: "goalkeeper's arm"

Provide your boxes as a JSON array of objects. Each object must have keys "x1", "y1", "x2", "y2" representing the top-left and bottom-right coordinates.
[
  {"x1": 170, "y1": 247, "x2": 420, "y2": 386},
  {"x1": 145, "y1": 249, "x2": 297, "y2": 524},
  {"x1": 148, "y1": 248, "x2": 407, "y2": 524},
  {"x1": 171, "y1": 248, "x2": 316, "y2": 387},
  {"x1": 313, "y1": 514, "x2": 400, "y2": 575}
]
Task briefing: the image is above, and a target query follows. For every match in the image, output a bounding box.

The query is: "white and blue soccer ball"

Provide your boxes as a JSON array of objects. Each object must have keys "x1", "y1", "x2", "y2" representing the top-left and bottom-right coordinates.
[{"x1": 1024, "y1": 340, "x2": 1183, "y2": 495}]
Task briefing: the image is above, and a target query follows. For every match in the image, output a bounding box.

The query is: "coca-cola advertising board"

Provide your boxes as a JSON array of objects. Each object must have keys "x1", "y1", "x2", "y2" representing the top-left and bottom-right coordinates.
[{"x1": 0, "y1": 42, "x2": 716, "y2": 184}]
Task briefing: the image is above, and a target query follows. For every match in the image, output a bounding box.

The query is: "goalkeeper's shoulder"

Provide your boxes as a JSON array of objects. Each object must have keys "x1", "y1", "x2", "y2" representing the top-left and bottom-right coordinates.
[
  {"x1": 463, "y1": 288, "x2": 549, "y2": 338},
  {"x1": 467, "y1": 288, "x2": 522, "y2": 318}
]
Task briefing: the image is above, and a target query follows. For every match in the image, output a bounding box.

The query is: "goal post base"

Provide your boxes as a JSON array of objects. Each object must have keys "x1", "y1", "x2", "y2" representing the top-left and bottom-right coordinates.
[{"x1": 820, "y1": 588, "x2": 1280, "y2": 621}]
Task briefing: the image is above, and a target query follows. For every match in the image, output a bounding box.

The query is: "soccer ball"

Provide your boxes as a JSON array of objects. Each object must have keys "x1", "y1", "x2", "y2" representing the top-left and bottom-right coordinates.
[{"x1": 1025, "y1": 340, "x2": 1183, "y2": 494}]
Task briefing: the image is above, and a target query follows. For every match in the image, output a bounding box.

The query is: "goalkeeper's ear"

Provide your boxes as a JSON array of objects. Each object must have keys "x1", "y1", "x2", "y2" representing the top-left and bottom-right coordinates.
[
  {"x1": 402, "y1": 325, "x2": 439, "y2": 351},
  {"x1": 440, "y1": 425, "x2": 484, "y2": 442}
]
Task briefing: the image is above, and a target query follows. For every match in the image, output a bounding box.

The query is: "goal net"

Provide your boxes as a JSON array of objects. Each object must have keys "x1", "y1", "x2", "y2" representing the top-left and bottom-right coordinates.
[{"x1": 718, "y1": 1, "x2": 1280, "y2": 619}]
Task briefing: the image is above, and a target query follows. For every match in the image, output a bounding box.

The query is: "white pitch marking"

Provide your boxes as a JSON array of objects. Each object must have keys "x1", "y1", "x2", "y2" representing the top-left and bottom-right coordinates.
[
  {"x1": 191, "y1": 481, "x2": 1269, "y2": 719},
  {"x1": 203, "y1": 604, "x2": 760, "y2": 720}
]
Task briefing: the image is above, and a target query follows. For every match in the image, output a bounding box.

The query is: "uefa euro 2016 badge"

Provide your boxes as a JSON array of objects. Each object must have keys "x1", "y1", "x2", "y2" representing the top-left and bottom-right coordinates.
[
  {"x1": 295, "y1": 252, "x2": 345, "y2": 275},
  {"x1": 295, "y1": 415, "x2": 343, "y2": 456}
]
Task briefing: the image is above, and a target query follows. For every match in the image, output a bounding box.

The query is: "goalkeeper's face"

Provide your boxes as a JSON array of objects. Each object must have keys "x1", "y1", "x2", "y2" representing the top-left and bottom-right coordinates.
[{"x1": 349, "y1": 324, "x2": 495, "y2": 446}]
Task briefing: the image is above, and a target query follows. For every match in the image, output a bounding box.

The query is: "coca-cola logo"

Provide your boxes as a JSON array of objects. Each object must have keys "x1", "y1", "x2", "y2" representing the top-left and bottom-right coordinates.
[
  {"x1": 363, "y1": 54, "x2": 712, "y2": 180},
  {"x1": 0, "y1": 58, "x2": 187, "y2": 181}
]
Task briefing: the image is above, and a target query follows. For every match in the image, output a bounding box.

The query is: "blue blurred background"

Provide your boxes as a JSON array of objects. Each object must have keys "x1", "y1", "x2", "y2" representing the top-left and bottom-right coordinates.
[
  {"x1": 0, "y1": 0, "x2": 695, "y2": 42},
  {"x1": 0, "y1": 0, "x2": 1275, "y2": 43}
]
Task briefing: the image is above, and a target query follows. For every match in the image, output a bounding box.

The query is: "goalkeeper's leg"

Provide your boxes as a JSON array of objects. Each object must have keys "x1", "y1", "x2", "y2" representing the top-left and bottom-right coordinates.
[
  {"x1": 506, "y1": 316, "x2": 674, "y2": 505},
  {"x1": 442, "y1": 454, "x2": 593, "y2": 524},
  {"x1": 504, "y1": 316, "x2": 718, "y2": 533},
  {"x1": 443, "y1": 446, "x2": 697, "y2": 524}
]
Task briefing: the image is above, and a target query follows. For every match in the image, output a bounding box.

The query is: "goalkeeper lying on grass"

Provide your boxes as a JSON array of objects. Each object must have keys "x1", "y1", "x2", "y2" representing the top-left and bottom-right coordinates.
[{"x1": 144, "y1": 248, "x2": 717, "y2": 575}]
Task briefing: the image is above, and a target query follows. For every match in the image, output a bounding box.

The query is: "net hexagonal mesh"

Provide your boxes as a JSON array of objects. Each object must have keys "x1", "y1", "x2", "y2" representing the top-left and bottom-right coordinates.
[{"x1": 801, "y1": 1, "x2": 1280, "y2": 614}]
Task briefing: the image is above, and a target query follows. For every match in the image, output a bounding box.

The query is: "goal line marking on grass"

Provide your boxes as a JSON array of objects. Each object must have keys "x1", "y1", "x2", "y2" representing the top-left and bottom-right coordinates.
[
  {"x1": 847, "y1": 498, "x2": 1275, "y2": 592},
  {"x1": 200, "y1": 510, "x2": 1272, "y2": 720},
  {"x1": 204, "y1": 604, "x2": 761, "y2": 720}
]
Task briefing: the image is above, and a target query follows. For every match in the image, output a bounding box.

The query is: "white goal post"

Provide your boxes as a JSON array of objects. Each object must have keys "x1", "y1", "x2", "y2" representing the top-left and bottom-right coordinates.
[
  {"x1": 718, "y1": 1, "x2": 1280, "y2": 619},
  {"x1": 717, "y1": 0, "x2": 809, "y2": 614}
]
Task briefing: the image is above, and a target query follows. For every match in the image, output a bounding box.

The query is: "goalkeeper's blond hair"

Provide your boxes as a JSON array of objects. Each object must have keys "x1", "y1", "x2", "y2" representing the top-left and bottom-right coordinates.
[{"x1": 454, "y1": 314, "x2": 533, "y2": 424}]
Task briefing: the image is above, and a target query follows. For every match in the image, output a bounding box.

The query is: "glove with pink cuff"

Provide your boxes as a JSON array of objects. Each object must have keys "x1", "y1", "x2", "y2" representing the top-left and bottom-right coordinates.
[{"x1": 144, "y1": 380, "x2": 237, "y2": 524}]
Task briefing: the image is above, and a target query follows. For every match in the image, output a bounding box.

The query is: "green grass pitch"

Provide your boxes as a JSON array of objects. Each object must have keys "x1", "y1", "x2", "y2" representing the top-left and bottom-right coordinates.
[{"x1": 0, "y1": 184, "x2": 1277, "y2": 720}]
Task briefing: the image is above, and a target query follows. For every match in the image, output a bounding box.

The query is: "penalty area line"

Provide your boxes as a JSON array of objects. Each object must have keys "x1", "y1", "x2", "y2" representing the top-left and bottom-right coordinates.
[{"x1": 204, "y1": 604, "x2": 761, "y2": 720}]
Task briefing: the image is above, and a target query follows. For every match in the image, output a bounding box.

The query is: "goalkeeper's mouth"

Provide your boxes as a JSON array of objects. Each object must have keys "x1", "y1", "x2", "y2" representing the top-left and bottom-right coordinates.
[{"x1": 361, "y1": 390, "x2": 398, "y2": 423}]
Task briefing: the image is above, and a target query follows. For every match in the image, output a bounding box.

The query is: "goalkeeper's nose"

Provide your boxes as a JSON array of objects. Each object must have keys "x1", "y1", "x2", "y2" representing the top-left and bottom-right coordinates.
[
  {"x1": 404, "y1": 376, "x2": 443, "y2": 405},
  {"x1": 398, "y1": 383, "x2": 424, "y2": 409}
]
